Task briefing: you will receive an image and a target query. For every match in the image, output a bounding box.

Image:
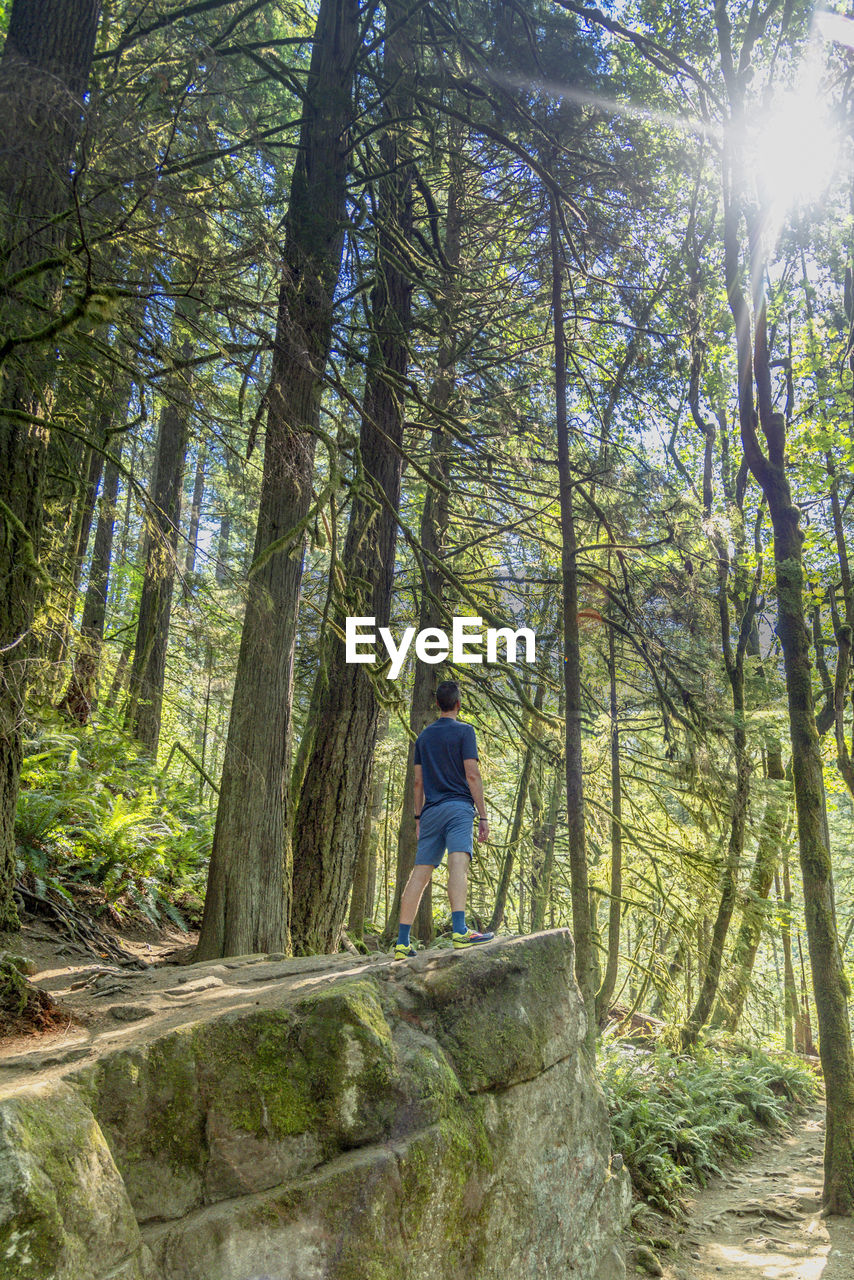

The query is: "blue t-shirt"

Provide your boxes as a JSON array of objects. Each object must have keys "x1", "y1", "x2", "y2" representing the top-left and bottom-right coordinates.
[{"x1": 413, "y1": 718, "x2": 479, "y2": 812}]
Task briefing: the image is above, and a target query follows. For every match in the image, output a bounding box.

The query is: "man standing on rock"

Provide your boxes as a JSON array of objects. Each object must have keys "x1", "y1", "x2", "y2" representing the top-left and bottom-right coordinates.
[{"x1": 393, "y1": 680, "x2": 494, "y2": 959}]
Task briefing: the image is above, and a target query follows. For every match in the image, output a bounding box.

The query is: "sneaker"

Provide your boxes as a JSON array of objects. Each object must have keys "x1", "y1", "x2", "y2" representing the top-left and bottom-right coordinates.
[
  {"x1": 392, "y1": 942, "x2": 417, "y2": 959},
  {"x1": 452, "y1": 929, "x2": 495, "y2": 949}
]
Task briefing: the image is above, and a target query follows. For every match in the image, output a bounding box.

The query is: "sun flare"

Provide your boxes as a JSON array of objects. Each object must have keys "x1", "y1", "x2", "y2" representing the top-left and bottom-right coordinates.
[{"x1": 753, "y1": 38, "x2": 839, "y2": 220}]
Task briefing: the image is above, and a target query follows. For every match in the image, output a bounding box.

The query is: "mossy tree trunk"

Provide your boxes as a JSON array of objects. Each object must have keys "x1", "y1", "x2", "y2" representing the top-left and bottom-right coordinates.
[
  {"x1": 290, "y1": 0, "x2": 416, "y2": 956},
  {"x1": 196, "y1": 0, "x2": 360, "y2": 961},
  {"x1": 595, "y1": 622, "x2": 622, "y2": 1025},
  {"x1": 717, "y1": 80, "x2": 854, "y2": 1202},
  {"x1": 0, "y1": 0, "x2": 103, "y2": 931},
  {"x1": 712, "y1": 747, "x2": 787, "y2": 1031},
  {"x1": 348, "y1": 712, "x2": 388, "y2": 939}
]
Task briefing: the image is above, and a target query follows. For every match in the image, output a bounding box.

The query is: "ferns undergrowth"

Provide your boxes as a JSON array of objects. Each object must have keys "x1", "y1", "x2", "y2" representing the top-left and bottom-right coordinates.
[
  {"x1": 600, "y1": 1043, "x2": 818, "y2": 1214},
  {"x1": 14, "y1": 715, "x2": 211, "y2": 931}
]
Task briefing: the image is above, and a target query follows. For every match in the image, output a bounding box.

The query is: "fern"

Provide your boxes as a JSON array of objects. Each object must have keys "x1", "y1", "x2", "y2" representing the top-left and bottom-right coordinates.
[
  {"x1": 14, "y1": 719, "x2": 212, "y2": 929},
  {"x1": 600, "y1": 1043, "x2": 817, "y2": 1215}
]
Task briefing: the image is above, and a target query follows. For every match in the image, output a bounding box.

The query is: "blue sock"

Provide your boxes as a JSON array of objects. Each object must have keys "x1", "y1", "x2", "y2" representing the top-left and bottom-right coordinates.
[
  {"x1": 452, "y1": 911, "x2": 467, "y2": 935},
  {"x1": 397, "y1": 923, "x2": 411, "y2": 947}
]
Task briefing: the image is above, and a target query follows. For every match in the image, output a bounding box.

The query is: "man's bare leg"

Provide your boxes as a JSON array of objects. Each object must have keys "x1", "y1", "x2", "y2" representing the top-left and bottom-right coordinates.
[
  {"x1": 447, "y1": 852, "x2": 470, "y2": 913},
  {"x1": 448, "y1": 851, "x2": 494, "y2": 947},
  {"x1": 399, "y1": 864, "x2": 433, "y2": 926}
]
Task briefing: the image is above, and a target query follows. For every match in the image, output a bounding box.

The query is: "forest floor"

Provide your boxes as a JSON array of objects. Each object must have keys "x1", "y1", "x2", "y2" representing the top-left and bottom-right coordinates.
[{"x1": 631, "y1": 1104, "x2": 854, "y2": 1280}]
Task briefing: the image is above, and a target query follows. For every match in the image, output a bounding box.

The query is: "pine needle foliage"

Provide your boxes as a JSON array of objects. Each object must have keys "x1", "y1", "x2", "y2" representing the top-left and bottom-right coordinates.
[{"x1": 601, "y1": 1044, "x2": 818, "y2": 1214}]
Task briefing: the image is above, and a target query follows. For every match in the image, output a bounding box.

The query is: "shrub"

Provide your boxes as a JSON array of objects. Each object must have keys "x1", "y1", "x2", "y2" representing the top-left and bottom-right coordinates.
[
  {"x1": 15, "y1": 716, "x2": 212, "y2": 931},
  {"x1": 600, "y1": 1042, "x2": 818, "y2": 1214}
]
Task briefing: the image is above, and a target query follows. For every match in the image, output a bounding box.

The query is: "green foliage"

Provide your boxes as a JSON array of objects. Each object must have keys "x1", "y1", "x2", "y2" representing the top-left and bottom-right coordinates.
[
  {"x1": 15, "y1": 717, "x2": 210, "y2": 930},
  {"x1": 600, "y1": 1044, "x2": 818, "y2": 1214}
]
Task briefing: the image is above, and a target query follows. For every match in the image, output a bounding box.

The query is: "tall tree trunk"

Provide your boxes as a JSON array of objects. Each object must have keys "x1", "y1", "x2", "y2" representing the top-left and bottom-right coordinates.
[
  {"x1": 712, "y1": 747, "x2": 787, "y2": 1031},
  {"x1": 595, "y1": 621, "x2": 622, "y2": 1024},
  {"x1": 776, "y1": 864, "x2": 801, "y2": 1054},
  {"x1": 681, "y1": 616, "x2": 751, "y2": 1047},
  {"x1": 348, "y1": 711, "x2": 388, "y2": 939},
  {"x1": 290, "y1": 1, "x2": 415, "y2": 955},
  {"x1": 488, "y1": 683, "x2": 542, "y2": 932},
  {"x1": 530, "y1": 759, "x2": 560, "y2": 932},
  {"x1": 48, "y1": 415, "x2": 107, "y2": 677},
  {"x1": 125, "y1": 349, "x2": 192, "y2": 754},
  {"x1": 725, "y1": 188, "x2": 854, "y2": 1213},
  {"x1": 196, "y1": 0, "x2": 360, "y2": 961},
  {"x1": 184, "y1": 444, "x2": 206, "y2": 575},
  {"x1": 60, "y1": 434, "x2": 124, "y2": 724},
  {"x1": 550, "y1": 192, "x2": 596, "y2": 1039},
  {"x1": 0, "y1": 0, "x2": 102, "y2": 929}
]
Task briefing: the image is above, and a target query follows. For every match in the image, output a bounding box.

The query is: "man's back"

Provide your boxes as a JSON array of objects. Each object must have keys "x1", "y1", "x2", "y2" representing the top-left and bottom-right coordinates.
[{"x1": 413, "y1": 717, "x2": 478, "y2": 812}]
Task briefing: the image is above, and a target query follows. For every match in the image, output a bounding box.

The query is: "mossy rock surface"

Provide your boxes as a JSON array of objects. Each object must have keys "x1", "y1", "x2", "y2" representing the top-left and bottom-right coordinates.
[
  {"x1": 1, "y1": 932, "x2": 630, "y2": 1280},
  {"x1": 0, "y1": 1082, "x2": 154, "y2": 1280},
  {"x1": 71, "y1": 977, "x2": 402, "y2": 1221},
  {"x1": 405, "y1": 930, "x2": 586, "y2": 1090}
]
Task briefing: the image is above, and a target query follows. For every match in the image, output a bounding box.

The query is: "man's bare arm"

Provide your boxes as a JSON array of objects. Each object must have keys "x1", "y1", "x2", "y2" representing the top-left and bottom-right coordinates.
[
  {"x1": 414, "y1": 764, "x2": 424, "y2": 821},
  {"x1": 464, "y1": 758, "x2": 489, "y2": 840}
]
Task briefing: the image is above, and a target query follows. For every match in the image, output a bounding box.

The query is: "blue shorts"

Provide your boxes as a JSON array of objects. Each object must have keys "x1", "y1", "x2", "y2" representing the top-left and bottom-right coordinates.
[{"x1": 416, "y1": 798, "x2": 476, "y2": 867}]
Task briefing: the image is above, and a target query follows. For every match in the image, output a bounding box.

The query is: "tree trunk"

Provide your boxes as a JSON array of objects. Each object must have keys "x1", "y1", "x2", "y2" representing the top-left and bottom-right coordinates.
[
  {"x1": 530, "y1": 760, "x2": 560, "y2": 932},
  {"x1": 775, "y1": 862, "x2": 801, "y2": 1052},
  {"x1": 125, "y1": 351, "x2": 192, "y2": 754},
  {"x1": 595, "y1": 621, "x2": 622, "y2": 1025},
  {"x1": 290, "y1": 1, "x2": 415, "y2": 955},
  {"x1": 681, "y1": 649, "x2": 750, "y2": 1047},
  {"x1": 550, "y1": 192, "x2": 596, "y2": 1039},
  {"x1": 712, "y1": 747, "x2": 787, "y2": 1031},
  {"x1": 60, "y1": 434, "x2": 124, "y2": 724},
  {"x1": 488, "y1": 683, "x2": 542, "y2": 933},
  {"x1": 48, "y1": 416, "x2": 107, "y2": 677},
  {"x1": 196, "y1": 0, "x2": 360, "y2": 961},
  {"x1": 728, "y1": 196, "x2": 854, "y2": 1209},
  {"x1": 184, "y1": 445, "x2": 206, "y2": 575},
  {"x1": 0, "y1": 0, "x2": 102, "y2": 930},
  {"x1": 348, "y1": 711, "x2": 388, "y2": 939}
]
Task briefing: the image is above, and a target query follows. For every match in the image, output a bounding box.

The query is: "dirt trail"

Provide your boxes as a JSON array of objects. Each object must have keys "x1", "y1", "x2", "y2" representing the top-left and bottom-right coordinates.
[{"x1": 655, "y1": 1106, "x2": 854, "y2": 1280}]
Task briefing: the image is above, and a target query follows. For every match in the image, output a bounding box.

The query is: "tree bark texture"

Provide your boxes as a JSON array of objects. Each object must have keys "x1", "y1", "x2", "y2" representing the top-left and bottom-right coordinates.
[
  {"x1": 530, "y1": 760, "x2": 560, "y2": 932},
  {"x1": 196, "y1": 0, "x2": 360, "y2": 961},
  {"x1": 0, "y1": 0, "x2": 102, "y2": 929},
  {"x1": 290, "y1": 2, "x2": 416, "y2": 955}
]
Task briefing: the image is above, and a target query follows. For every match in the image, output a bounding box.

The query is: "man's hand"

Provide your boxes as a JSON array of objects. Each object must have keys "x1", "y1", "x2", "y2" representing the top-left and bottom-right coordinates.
[{"x1": 477, "y1": 817, "x2": 489, "y2": 842}]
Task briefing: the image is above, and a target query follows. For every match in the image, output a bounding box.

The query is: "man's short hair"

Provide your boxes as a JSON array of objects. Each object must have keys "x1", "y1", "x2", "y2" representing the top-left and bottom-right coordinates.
[{"x1": 436, "y1": 680, "x2": 460, "y2": 711}]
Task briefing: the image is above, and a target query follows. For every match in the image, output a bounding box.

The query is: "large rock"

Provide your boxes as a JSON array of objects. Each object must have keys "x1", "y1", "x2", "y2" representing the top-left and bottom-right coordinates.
[
  {"x1": 0, "y1": 931, "x2": 630, "y2": 1280},
  {"x1": 0, "y1": 1081, "x2": 156, "y2": 1279}
]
